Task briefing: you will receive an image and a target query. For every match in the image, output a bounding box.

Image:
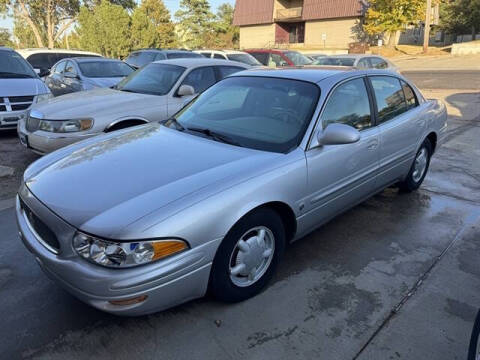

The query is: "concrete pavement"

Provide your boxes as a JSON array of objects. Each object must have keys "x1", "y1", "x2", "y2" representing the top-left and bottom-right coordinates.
[{"x1": 0, "y1": 82, "x2": 479, "y2": 359}]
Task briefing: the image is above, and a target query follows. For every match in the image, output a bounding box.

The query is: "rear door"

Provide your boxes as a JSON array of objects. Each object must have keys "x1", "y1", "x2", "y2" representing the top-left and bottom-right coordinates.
[
  {"x1": 368, "y1": 75, "x2": 423, "y2": 187},
  {"x1": 304, "y1": 77, "x2": 380, "y2": 228}
]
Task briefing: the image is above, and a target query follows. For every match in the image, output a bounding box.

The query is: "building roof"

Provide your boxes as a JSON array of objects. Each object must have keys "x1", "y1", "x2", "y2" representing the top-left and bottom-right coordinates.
[{"x1": 233, "y1": 0, "x2": 365, "y2": 26}]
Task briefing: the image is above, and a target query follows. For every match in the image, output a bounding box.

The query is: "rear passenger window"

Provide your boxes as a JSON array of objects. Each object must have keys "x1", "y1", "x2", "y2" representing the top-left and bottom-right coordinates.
[
  {"x1": 154, "y1": 52, "x2": 167, "y2": 61},
  {"x1": 181, "y1": 66, "x2": 216, "y2": 94},
  {"x1": 217, "y1": 66, "x2": 244, "y2": 79},
  {"x1": 200, "y1": 52, "x2": 212, "y2": 58},
  {"x1": 370, "y1": 76, "x2": 408, "y2": 123},
  {"x1": 401, "y1": 80, "x2": 418, "y2": 110},
  {"x1": 249, "y1": 52, "x2": 269, "y2": 65},
  {"x1": 322, "y1": 78, "x2": 372, "y2": 131},
  {"x1": 213, "y1": 54, "x2": 225, "y2": 59},
  {"x1": 53, "y1": 61, "x2": 66, "y2": 74},
  {"x1": 370, "y1": 57, "x2": 388, "y2": 69},
  {"x1": 357, "y1": 58, "x2": 370, "y2": 69}
]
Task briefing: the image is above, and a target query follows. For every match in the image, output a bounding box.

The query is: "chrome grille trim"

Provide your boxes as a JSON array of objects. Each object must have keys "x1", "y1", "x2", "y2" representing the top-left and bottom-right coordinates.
[{"x1": 0, "y1": 96, "x2": 34, "y2": 113}]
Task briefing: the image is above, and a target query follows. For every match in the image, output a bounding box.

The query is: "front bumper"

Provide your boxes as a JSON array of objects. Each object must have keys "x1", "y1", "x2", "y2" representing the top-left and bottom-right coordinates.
[
  {"x1": 16, "y1": 184, "x2": 219, "y2": 316},
  {"x1": 0, "y1": 110, "x2": 27, "y2": 130},
  {"x1": 17, "y1": 117, "x2": 96, "y2": 155}
]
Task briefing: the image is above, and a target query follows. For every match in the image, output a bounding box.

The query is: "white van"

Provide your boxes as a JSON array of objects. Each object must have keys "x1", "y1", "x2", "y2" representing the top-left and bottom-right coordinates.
[
  {"x1": 0, "y1": 47, "x2": 52, "y2": 131},
  {"x1": 16, "y1": 48, "x2": 102, "y2": 75}
]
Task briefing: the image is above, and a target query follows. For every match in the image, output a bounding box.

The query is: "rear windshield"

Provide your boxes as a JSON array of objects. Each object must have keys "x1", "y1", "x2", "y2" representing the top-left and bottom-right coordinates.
[
  {"x1": 0, "y1": 51, "x2": 37, "y2": 78},
  {"x1": 227, "y1": 53, "x2": 261, "y2": 66},
  {"x1": 284, "y1": 51, "x2": 312, "y2": 66},
  {"x1": 314, "y1": 57, "x2": 355, "y2": 66},
  {"x1": 78, "y1": 61, "x2": 134, "y2": 78}
]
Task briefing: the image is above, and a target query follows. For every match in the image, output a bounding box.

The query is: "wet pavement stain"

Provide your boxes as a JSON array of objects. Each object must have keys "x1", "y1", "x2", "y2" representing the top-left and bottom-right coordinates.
[
  {"x1": 247, "y1": 325, "x2": 298, "y2": 348},
  {"x1": 444, "y1": 298, "x2": 477, "y2": 323}
]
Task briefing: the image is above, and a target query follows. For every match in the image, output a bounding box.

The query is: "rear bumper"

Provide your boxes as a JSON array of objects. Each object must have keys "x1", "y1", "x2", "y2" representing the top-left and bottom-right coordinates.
[{"x1": 16, "y1": 184, "x2": 219, "y2": 316}]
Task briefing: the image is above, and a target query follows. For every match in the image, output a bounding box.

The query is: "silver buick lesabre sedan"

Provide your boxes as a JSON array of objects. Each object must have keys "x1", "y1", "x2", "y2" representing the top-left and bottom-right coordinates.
[{"x1": 16, "y1": 68, "x2": 447, "y2": 315}]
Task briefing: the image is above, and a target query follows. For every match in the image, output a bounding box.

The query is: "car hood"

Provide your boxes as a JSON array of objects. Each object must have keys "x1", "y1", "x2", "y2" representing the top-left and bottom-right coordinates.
[
  {"x1": 85, "y1": 77, "x2": 124, "y2": 88},
  {"x1": 31, "y1": 87, "x2": 163, "y2": 119},
  {"x1": 0, "y1": 78, "x2": 49, "y2": 97},
  {"x1": 25, "y1": 124, "x2": 281, "y2": 237}
]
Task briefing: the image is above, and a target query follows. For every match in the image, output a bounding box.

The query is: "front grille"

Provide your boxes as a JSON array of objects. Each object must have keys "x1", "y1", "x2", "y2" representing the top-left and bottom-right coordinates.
[
  {"x1": 26, "y1": 116, "x2": 40, "y2": 132},
  {"x1": 20, "y1": 198, "x2": 60, "y2": 252},
  {"x1": 0, "y1": 96, "x2": 34, "y2": 113}
]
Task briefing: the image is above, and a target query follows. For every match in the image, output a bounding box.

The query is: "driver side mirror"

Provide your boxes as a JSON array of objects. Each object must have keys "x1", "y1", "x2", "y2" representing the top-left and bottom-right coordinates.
[
  {"x1": 316, "y1": 123, "x2": 360, "y2": 146},
  {"x1": 177, "y1": 84, "x2": 195, "y2": 97}
]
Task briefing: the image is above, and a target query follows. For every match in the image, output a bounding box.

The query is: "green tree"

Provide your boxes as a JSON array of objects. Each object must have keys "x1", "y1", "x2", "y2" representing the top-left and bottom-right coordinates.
[
  {"x1": 0, "y1": 27, "x2": 14, "y2": 46},
  {"x1": 76, "y1": 0, "x2": 132, "y2": 58},
  {"x1": 211, "y1": 3, "x2": 239, "y2": 48},
  {"x1": 175, "y1": 0, "x2": 215, "y2": 49},
  {"x1": 440, "y1": 0, "x2": 480, "y2": 38},
  {"x1": 13, "y1": 16, "x2": 38, "y2": 47},
  {"x1": 364, "y1": 0, "x2": 427, "y2": 47},
  {"x1": 131, "y1": 0, "x2": 177, "y2": 49}
]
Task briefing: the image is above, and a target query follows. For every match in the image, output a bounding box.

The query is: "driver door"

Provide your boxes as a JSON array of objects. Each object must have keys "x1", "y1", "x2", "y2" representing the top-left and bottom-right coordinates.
[{"x1": 303, "y1": 77, "x2": 380, "y2": 228}]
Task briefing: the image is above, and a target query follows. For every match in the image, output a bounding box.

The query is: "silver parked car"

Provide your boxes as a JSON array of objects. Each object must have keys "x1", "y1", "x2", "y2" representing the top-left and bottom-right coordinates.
[
  {"x1": 313, "y1": 54, "x2": 398, "y2": 72},
  {"x1": 17, "y1": 58, "x2": 249, "y2": 154},
  {"x1": 45, "y1": 57, "x2": 135, "y2": 96},
  {"x1": 16, "y1": 68, "x2": 447, "y2": 315}
]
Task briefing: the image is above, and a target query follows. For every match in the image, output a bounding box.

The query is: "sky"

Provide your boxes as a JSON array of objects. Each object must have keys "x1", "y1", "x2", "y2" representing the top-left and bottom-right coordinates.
[{"x1": 0, "y1": 0, "x2": 235, "y2": 32}]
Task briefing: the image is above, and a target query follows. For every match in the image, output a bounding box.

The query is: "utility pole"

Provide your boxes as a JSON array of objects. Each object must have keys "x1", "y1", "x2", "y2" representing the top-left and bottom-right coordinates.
[{"x1": 423, "y1": 0, "x2": 432, "y2": 53}]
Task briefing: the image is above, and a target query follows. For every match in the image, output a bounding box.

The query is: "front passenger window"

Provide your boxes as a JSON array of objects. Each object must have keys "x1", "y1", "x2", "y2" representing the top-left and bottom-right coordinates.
[
  {"x1": 322, "y1": 78, "x2": 372, "y2": 131},
  {"x1": 181, "y1": 67, "x2": 216, "y2": 94}
]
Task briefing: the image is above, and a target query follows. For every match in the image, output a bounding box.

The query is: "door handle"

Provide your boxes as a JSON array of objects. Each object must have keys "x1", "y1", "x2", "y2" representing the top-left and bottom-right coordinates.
[{"x1": 367, "y1": 140, "x2": 378, "y2": 150}]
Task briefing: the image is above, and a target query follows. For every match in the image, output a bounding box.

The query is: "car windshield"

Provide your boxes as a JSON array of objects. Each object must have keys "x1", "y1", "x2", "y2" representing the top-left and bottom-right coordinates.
[
  {"x1": 0, "y1": 51, "x2": 37, "y2": 78},
  {"x1": 115, "y1": 63, "x2": 185, "y2": 96},
  {"x1": 170, "y1": 76, "x2": 320, "y2": 153},
  {"x1": 284, "y1": 51, "x2": 312, "y2": 66},
  {"x1": 78, "y1": 60, "x2": 134, "y2": 78},
  {"x1": 227, "y1": 53, "x2": 261, "y2": 66},
  {"x1": 313, "y1": 57, "x2": 355, "y2": 66}
]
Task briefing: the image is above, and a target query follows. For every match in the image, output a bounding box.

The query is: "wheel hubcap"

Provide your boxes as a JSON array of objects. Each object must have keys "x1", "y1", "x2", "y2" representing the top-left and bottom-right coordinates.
[
  {"x1": 412, "y1": 147, "x2": 428, "y2": 183},
  {"x1": 229, "y1": 226, "x2": 275, "y2": 287}
]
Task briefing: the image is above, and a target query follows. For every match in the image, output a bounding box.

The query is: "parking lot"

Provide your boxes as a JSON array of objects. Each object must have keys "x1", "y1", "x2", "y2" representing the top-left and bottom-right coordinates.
[{"x1": 0, "y1": 67, "x2": 479, "y2": 359}]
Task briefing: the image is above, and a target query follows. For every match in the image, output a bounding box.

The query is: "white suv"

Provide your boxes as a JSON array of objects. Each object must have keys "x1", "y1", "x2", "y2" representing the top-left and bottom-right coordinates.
[{"x1": 194, "y1": 50, "x2": 261, "y2": 66}]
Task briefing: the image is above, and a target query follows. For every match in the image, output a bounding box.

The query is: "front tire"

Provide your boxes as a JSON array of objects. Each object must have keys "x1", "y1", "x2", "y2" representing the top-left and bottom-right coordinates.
[
  {"x1": 399, "y1": 138, "x2": 432, "y2": 193},
  {"x1": 209, "y1": 208, "x2": 286, "y2": 302}
]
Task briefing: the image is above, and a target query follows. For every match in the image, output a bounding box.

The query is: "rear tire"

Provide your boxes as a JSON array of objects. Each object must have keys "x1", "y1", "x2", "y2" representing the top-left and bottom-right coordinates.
[
  {"x1": 398, "y1": 138, "x2": 432, "y2": 193},
  {"x1": 209, "y1": 208, "x2": 286, "y2": 302}
]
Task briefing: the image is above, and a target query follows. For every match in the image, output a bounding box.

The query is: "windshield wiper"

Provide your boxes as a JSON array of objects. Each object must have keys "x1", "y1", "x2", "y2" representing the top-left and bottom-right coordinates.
[
  {"x1": 186, "y1": 127, "x2": 241, "y2": 147},
  {"x1": 0, "y1": 72, "x2": 34, "y2": 78}
]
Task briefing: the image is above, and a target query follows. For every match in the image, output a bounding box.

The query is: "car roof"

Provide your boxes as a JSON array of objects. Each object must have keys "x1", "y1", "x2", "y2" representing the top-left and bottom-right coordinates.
[
  {"x1": 229, "y1": 67, "x2": 401, "y2": 84},
  {"x1": 195, "y1": 49, "x2": 247, "y2": 55},
  {"x1": 131, "y1": 49, "x2": 193, "y2": 54},
  {"x1": 15, "y1": 48, "x2": 101, "y2": 56},
  {"x1": 70, "y1": 57, "x2": 123, "y2": 63},
  {"x1": 325, "y1": 54, "x2": 383, "y2": 59},
  {"x1": 245, "y1": 49, "x2": 289, "y2": 54},
  {"x1": 0, "y1": 46, "x2": 13, "y2": 52},
  {"x1": 152, "y1": 58, "x2": 250, "y2": 68}
]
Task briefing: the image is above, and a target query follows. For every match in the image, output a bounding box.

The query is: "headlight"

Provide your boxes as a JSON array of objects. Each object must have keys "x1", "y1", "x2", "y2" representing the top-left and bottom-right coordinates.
[
  {"x1": 35, "y1": 93, "x2": 53, "y2": 103},
  {"x1": 73, "y1": 232, "x2": 189, "y2": 268},
  {"x1": 39, "y1": 118, "x2": 94, "y2": 133}
]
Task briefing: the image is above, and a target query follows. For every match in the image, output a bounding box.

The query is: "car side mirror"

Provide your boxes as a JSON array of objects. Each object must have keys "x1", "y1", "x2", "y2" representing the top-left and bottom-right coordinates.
[
  {"x1": 64, "y1": 72, "x2": 78, "y2": 79},
  {"x1": 317, "y1": 123, "x2": 360, "y2": 146},
  {"x1": 38, "y1": 68, "x2": 50, "y2": 77},
  {"x1": 177, "y1": 84, "x2": 195, "y2": 97}
]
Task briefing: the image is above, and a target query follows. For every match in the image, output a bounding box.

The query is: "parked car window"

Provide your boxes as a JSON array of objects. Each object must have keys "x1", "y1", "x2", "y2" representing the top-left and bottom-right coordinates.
[
  {"x1": 213, "y1": 54, "x2": 226, "y2": 59},
  {"x1": 322, "y1": 78, "x2": 372, "y2": 131},
  {"x1": 0, "y1": 51, "x2": 37, "y2": 78},
  {"x1": 200, "y1": 52, "x2": 212, "y2": 58},
  {"x1": 217, "y1": 66, "x2": 245, "y2": 79},
  {"x1": 314, "y1": 57, "x2": 355, "y2": 66},
  {"x1": 154, "y1": 52, "x2": 167, "y2": 61},
  {"x1": 401, "y1": 80, "x2": 418, "y2": 110},
  {"x1": 357, "y1": 58, "x2": 371, "y2": 69},
  {"x1": 181, "y1": 66, "x2": 216, "y2": 93},
  {"x1": 270, "y1": 53, "x2": 288, "y2": 67},
  {"x1": 370, "y1": 76, "x2": 408, "y2": 123},
  {"x1": 167, "y1": 52, "x2": 203, "y2": 59},
  {"x1": 26, "y1": 53, "x2": 56, "y2": 70},
  {"x1": 249, "y1": 52, "x2": 269, "y2": 66},
  {"x1": 78, "y1": 61, "x2": 134, "y2": 78},
  {"x1": 64, "y1": 61, "x2": 77, "y2": 76},
  {"x1": 284, "y1": 51, "x2": 312, "y2": 65},
  {"x1": 370, "y1": 57, "x2": 388, "y2": 69},
  {"x1": 53, "y1": 61, "x2": 66, "y2": 74},
  {"x1": 227, "y1": 53, "x2": 261, "y2": 66},
  {"x1": 116, "y1": 63, "x2": 185, "y2": 96},
  {"x1": 173, "y1": 76, "x2": 320, "y2": 153}
]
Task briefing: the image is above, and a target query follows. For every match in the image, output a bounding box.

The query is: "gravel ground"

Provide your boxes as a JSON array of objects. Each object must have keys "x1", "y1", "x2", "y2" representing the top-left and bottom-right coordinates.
[{"x1": 0, "y1": 129, "x2": 39, "y2": 201}]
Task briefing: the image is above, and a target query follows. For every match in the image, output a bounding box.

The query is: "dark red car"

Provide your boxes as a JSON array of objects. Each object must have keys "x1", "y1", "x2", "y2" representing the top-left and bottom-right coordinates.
[{"x1": 245, "y1": 49, "x2": 312, "y2": 67}]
